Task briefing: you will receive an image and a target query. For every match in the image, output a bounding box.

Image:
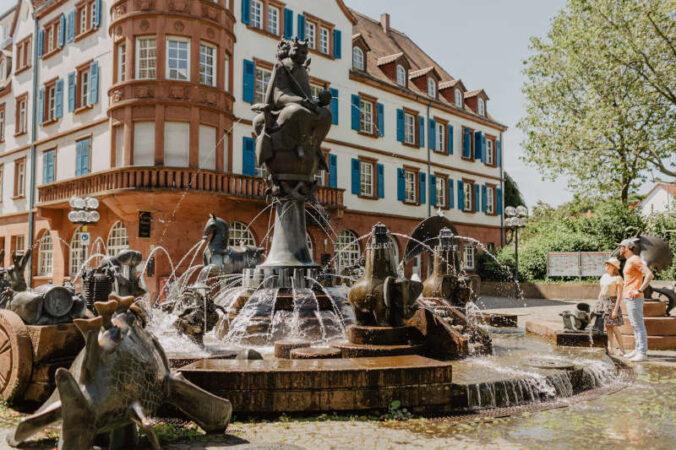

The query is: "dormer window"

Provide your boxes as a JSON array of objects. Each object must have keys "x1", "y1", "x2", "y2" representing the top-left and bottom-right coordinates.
[
  {"x1": 396, "y1": 65, "x2": 406, "y2": 86},
  {"x1": 478, "y1": 98, "x2": 485, "y2": 116},
  {"x1": 352, "y1": 47, "x2": 364, "y2": 71},
  {"x1": 454, "y1": 89, "x2": 463, "y2": 107},
  {"x1": 427, "y1": 78, "x2": 436, "y2": 98}
]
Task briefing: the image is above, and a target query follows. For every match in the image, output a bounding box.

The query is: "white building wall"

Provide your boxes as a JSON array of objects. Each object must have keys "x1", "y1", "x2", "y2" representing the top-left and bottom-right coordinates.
[{"x1": 640, "y1": 186, "x2": 675, "y2": 216}]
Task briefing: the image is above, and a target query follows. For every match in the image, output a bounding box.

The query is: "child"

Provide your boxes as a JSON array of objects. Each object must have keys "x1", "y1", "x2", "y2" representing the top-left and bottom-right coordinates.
[{"x1": 594, "y1": 257, "x2": 625, "y2": 355}]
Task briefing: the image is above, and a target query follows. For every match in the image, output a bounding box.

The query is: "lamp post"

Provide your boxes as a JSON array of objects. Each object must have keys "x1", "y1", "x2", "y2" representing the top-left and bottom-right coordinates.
[
  {"x1": 67, "y1": 196, "x2": 101, "y2": 268},
  {"x1": 504, "y1": 205, "x2": 528, "y2": 297}
]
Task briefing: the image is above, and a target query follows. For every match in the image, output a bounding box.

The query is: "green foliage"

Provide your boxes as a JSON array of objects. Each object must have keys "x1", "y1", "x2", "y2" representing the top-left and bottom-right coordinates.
[
  {"x1": 504, "y1": 172, "x2": 526, "y2": 208},
  {"x1": 384, "y1": 400, "x2": 412, "y2": 421}
]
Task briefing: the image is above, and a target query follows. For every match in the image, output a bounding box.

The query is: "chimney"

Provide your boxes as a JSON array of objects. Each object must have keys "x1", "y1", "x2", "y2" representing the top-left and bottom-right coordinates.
[{"x1": 381, "y1": 13, "x2": 390, "y2": 34}]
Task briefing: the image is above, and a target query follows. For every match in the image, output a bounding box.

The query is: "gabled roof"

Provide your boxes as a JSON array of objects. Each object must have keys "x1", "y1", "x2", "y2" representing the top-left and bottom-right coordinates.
[
  {"x1": 376, "y1": 52, "x2": 408, "y2": 67},
  {"x1": 439, "y1": 79, "x2": 466, "y2": 92},
  {"x1": 644, "y1": 183, "x2": 676, "y2": 200},
  {"x1": 464, "y1": 89, "x2": 490, "y2": 100},
  {"x1": 408, "y1": 66, "x2": 441, "y2": 80},
  {"x1": 352, "y1": 33, "x2": 371, "y2": 52}
]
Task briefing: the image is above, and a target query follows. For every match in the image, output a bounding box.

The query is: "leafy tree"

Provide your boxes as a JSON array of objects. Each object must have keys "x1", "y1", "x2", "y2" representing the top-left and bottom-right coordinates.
[
  {"x1": 519, "y1": 0, "x2": 675, "y2": 203},
  {"x1": 504, "y1": 172, "x2": 526, "y2": 208}
]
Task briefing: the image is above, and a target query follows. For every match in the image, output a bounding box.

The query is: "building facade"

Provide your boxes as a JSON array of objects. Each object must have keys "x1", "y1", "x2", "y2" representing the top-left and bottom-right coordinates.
[
  {"x1": 638, "y1": 183, "x2": 675, "y2": 217},
  {"x1": 0, "y1": 0, "x2": 505, "y2": 294}
]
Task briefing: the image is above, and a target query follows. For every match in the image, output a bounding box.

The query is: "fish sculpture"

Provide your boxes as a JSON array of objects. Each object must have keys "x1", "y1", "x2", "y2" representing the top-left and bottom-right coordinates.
[{"x1": 9, "y1": 294, "x2": 232, "y2": 450}]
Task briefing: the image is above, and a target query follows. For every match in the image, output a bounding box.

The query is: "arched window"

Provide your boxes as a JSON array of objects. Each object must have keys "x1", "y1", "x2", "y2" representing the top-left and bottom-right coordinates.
[
  {"x1": 454, "y1": 89, "x2": 463, "y2": 107},
  {"x1": 37, "y1": 232, "x2": 53, "y2": 276},
  {"x1": 427, "y1": 78, "x2": 436, "y2": 98},
  {"x1": 396, "y1": 65, "x2": 406, "y2": 86},
  {"x1": 335, "y1": 230, "x2": 360, "y2": 272},
  {"x1": 352, "y1": 47, "x2": 364, "y2": 71},
  {"x1": 0, "y1": 59, "x2": 5, "y2": 81},
  {"x1": 229, "y1": 222, "x2": 256, "y2": 247},
  {"x1": 478, "y1": 98, "x2": 485, "y2": 116},
  {"x1": 70, "y1": 226, "x2": 87, "y2": 275},
  {"x1": 107, "y1": 221, "x2": 129, "y2": 257}
]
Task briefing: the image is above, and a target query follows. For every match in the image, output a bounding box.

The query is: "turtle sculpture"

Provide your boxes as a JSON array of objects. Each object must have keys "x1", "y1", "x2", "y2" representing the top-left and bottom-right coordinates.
[{"x1": 9, "y1": 294, "x2": 232, "y2": 450}]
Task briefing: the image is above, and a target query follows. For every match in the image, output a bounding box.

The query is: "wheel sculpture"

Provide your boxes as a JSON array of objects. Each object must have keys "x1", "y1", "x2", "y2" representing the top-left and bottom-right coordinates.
[{"x1": 0, "y1": 310, "x2": 33, "y2": 402}]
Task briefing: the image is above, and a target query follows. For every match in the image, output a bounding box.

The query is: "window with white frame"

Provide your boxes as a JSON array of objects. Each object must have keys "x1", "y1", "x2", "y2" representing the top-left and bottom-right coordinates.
[
  {"x1": 267, "y1": 6, "x2": 279, "y2": 34},
  {"x1": 454, "y1": 89, "x2": 463, "y2": 107},
  {"x1": 478, "y1": 98, "x2": 485, "y2": 116},
  {"x1": 319, "y1": 28, "x2": 329, "y2": 54},
  {"x1": 0, "y1": 107, "x2": 4, "y2": 141},
  {"x1": 314, "y1": 169, "x2": 325, "y2": 186},
  {"x1": 117, "y1": 43, "x2": 126, "y2": 82},
  {"x1": 16, "y1": 159, "x2": 25, "y2": 197},
  {"x1": 404, "y1": 170, "x2": 416, "y2": 203},
  {"x1": 18, "y1": 98, "x2": 27, "y2": 134},
  {"x1": 70, "y1": 226, "x2": 86, "y2": 276},
  {"x1": 486, "y1": 186, "x2": 495, "y2": 214},
  {"x1": 463, "y1": 182, "x2": 473, "y2": 211},
  {"x1": 335, "y1": 230, "x2": 360, "y2": 272},
  {"x1": 436, "y1": 177, "x2": 446, "y2": 208},
  {"x1": 228, "y1": 222, "x2": 256, "y2": 247},
  {"x1": 224, "y1": 54, "x2": 230, "y2": 92},
  {"x1": 0, "y1": 59, "x2": 5, "y2": 81},
  {"x1": 396, "y1": 65, "x2": 406, "y2": 86},
  {"x1": 463, "y1": 243, "x2": 475, "y2": 270},
  {"x1": 167, "y1": 37, "x2": 190, "y2": 81},
  {"x1": 486, "y1": 139, "x2": 494, "y2": 165},
  {"x1": 251, "y1": 0, "x2": 263, "y2": 29},
  {"x1": 359, "y1": 99, "x2": 373, "y2": 134},
  {"x1": 79, "y1": 6, "x2": 87, "y2": 34},
  {"x1": 427, "y1": 78, "x2": 436, "y2": 98},
  {"x1": 80, "y1": 68, "x2": 90, "y2": 106},
  {"x1": 136, "y1": 37, "x2": 157, "y2": 79},
  {"x1": 306, "y1": 22, "x2": 316, "y2": 49},
  {"x1": 199, "y1": 42, "x2": 216, "y2": 86},
  {"x1": 404, "y1": 113, "x2": 415, "y2": 145},
  {"x1": 435, "y1": 122, "x2": 445, "y2": 151},
  {"x1": 352, "y1": 47, "x2": 364, "y2": 70},
  {"x1": 107, "y1": 221, "x2": 129, "y2": 257},
  {"x1": 254, "y1": 66, "x2": 271, "y2": 104},
  {"x1": 360, "y1": 160, "x2": 373, "y2": 197},
  {"x1": 310, "y1": 84, "x2": 322, "y2": 100},
  {"x1": 37, "y1": 232, "x2": 53, "y2": 276},
  {"x1": 47, "y1": 84, "x2": 56, "y2": 121}
]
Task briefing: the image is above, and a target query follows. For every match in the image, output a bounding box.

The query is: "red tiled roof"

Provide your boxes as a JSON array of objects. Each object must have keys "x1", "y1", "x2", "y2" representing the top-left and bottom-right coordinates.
[{"x1": 376, "y1": 52, "x2": 405, "y2": 66}]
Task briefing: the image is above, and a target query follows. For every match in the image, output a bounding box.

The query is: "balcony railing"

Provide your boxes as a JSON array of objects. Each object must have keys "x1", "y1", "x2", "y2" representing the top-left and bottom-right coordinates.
[{"x1": 38, "y1": 167, "x2": 345, "y2": 210}]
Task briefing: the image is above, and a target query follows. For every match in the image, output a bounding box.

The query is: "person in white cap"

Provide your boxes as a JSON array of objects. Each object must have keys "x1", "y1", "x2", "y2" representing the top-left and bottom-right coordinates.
[{"x1": 593, "y1": 257, "x2": 625, "y2": 356}]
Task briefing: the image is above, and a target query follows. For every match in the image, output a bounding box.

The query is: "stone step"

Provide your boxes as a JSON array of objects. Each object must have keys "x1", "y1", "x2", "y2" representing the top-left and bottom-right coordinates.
[
  {"x1": 619, "y1": 317, "x2": 676, "y2": 336},
  {"x1": 274, "y1": 339, "x2": 311, "y2": 359},
  {"x1": 346, "y1": 325, "x2": 415, "y2": 345},
  {"x1": 620, "y1": 335, "x2": 676, "y2": 350},
  {"x1": 331, "y1": 341, "x2": 425, "y2": 358},
  {"x1": 620, "y1": 300, "x2": 667, "y2": 317},
  {"x1": 290, "y1": 347, "x2": 342, "y2": 359}
]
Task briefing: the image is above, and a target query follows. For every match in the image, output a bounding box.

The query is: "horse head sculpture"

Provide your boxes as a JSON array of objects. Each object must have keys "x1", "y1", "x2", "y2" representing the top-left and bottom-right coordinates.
[{"x1": 201, "y1": 214, "x2": 265, "y2": 274}]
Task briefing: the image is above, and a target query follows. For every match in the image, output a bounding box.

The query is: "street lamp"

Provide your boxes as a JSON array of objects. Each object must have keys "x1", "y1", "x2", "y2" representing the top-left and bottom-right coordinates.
[
  {"x1": 504, "y1": 205, "x2": 528, "y2": 297},
  {"x1": 68, "y1": 197, "x2": 101, "y2": 268}
]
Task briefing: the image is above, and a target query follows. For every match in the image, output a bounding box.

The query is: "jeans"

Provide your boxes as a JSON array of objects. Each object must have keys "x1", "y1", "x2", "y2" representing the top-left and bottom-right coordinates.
[{"x1": 625, "y1": 297, "x2": 648, "y2": 355}]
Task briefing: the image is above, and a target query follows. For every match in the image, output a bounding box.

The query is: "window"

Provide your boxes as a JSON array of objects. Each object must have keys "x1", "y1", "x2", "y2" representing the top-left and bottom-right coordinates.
[
  {"x1": 359, "y1": 99, "x2": 373, "y2": 134},
  {"x1": 0, "y1": 104, "x2": 5, "y2": 141},
  {"x1": 268, "y1": 6, "x2": 279, "y2": 35},
  {"x1": 46, "y1": 84, "x2": 56, "y2": 122},
  {"x1": 79, "y1": 7, "x2": 88, "y2": 34},
  {"x1": 404, "y1": 170, "x2": 416, "y2": 203},
  {"x1": 427, "y1": 78, "x2": 436, "y2": 98},
  {"x1": 77, "y1": 1, "x2": 95, "y2": 36},
  {"x1": 454, "y1": 89, "x2": 463, "y2": 107},
  {"x1": 80, "y1": 68, "x2": 90, "y2": 107},
  {"x1": 200, "y1": 42, "x2": 216, "y2": 86},
  {"x1": 310, "y1": 84, "x2": 323, "y2": 100},
  {"x1": 107, "y1": 222, "x2": 129, "y2": 257},
  {"x1": 463, "y1": 244, "x2": 475, "y2": 270},
  {"x1": 251, "y1": 0, "x2": 263, "y2": 29},
  {"x1": 16, "y1": 96, "x2": 27, "y2": 134},
  {"x1": 396, "y1": 65, "x2": 406, "y2": 86},
  {"x1": 44, "y1": 20, "x2": 58, "y2": 54},
  {"x1": 306, "y1": 22, "x2": 315, "y2": 49},
  {"x1": 463, "y1": 182, "x2": 473, "y2": 211},
  {"x1": 486, "y1": 186, "x2": 495, "y2": 214},
  {"x1": 335, "y1": 230, "x2": 360, "y2": 273},
  {"x1": 37, "y1": 232, "x2": 53, "y2": 276},
  {"x1": 0, "y1": 60, "x2": 5, "y2": 81},
  {"x1": 15, "y1": 158, "x2": 25, "y2": 197},
  {"x1": 435, "y1": 122, "x2": 445, "y2": 152},
  {"x1": 117, "y1": 43, "x2": 126, "y2": 82},
  {"x1": 320, "y1": 28, "x2": 329, "y2": 54},
  {"x1": 0, "y1": 165, "x2": 3, "y2": 200},
  {"x1": 167, "y1": 37, "x2": 190, "y2": 81},
  {"x1": 404, "y1": 113, "x2": 415, "y2": 145},
  {"x1": 254, "y1": 66, "x2": 271, "y2": 104},
  {"x1": 352, "y1": 47, "x2": 364, "y2": 70},
  {"x1": 70, "y1": 226, "x2": 86, "y2": 276},
  {"x1": 436, "y1": 177, "x2": 446, "y2": 208},
  {"x1": 15, "y1": 37, "x2": 31, "y2": 73},
  {"x1": 12, "y1": 235, "x2": 25, "y2": 254},
  {"x1": 360, "y1": 160, "x2": 373, "y2": 197},
  {"x1": 136, "y1": 37, "x2": 157, "y2": 79},
  {"x1": 478, "y1": 98, "x2": 485, "y2": 116},
  {"x1": 43, "y1": 149, "x2": 55, "y2": 184},
  {"x1": 486, "y1": 139, "x2": 494, "y2": 165},
  {"x1": 314, "y1": 169, "x2": 326, "y2": 186},
  {"x1": 228, "y1": 222, "x2": 256, "y2": 247}
]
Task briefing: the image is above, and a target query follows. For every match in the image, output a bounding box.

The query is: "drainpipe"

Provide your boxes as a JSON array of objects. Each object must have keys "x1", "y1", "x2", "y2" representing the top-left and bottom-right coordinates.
[
  {"x1": 426, "y1": 100, "x2": 432, "y2": 217},
  {"x1": 26, "y1": 15, "x2": 40, "y2": 286},
  {"x1": 499, "y1": 131, "x2": 504, "y2": 247}
]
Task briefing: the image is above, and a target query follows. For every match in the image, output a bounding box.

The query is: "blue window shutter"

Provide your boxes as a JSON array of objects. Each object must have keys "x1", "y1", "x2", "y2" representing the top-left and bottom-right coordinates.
[
  {"x1": 242, "y1": 59, "x2": 255, "y2": 103},
  {"x1": 475, "y1": 184, "x2": 480, "y2": 212},
  {"x1": 458, "y1": 180, "x2": 464, "y2": 210},
  {"x1": 376, "y1": 103, "x2": 384, "y2": 137},
  {"x1": 329, "y1": 154, "x2": 337, "y2": 188},
  {"x1": 333, "y1": 29, "x2": 342, "y2": 59},
  {"x1": 38, "y1": 30, "x2": 44, "y2": 58},
  {"x1": 497, "y1": 139, "x2": 502, "y2": 167},
  {"x1": 241, "y1": 0, "x2": 251, "y2": 25},
  {"x1": 68, "y1": 72, "x2": 76, "y2": 112},
  {"x1": 463, "y1": 128, "x2": 471, "y2": 158},
  {"x1": 418, "y1": 116, "x2": 425, "y2": 148},
  {"x1": 481, "y1": 134, "x2": 487, "y2": 163},
  {"x1": 482, "y1": 185, "x2": 487, "y2": 213},
  {"x1": 497, "y1": 188, "x2": 503, "y2": 215},
  {"x1": 429, "y1": 119, "x2": 436, "y2": 150},
  {"x1": 377, "y1": 163, "x2": 384, "y2": 198},
  {"x1": 242, "y1": 137, "x2": 256, "y2": 175},
  {"x1": 297, "y1": 14, "x2": 306, "y2": 40},
  {"x1": 58, "y1": 15, "x2": 65, "y2": 48},
  {"x1": 43, "y1": 151, "x2": 53, "y2": 184},
  {"x1": 94, "y1": 0, "x2": 102, "y2": 28},
  {"x1": 329, "y1": 88, "x2": 338, "y2": 125},
  {"x1": 283, "y1": 9, "x2": 293, "y2": 38},
  {"x1": 68, "y1": 10, "x2": 76, "y2": 43},
  {"x1": 448, "y1": 178, "x2": 455, "y2": 208},
  {"x1": 474, "y1": 131, "x2": 483, "y2": 161},
  {"x1": 351, "y1": 158, "x2": 360, "y2": 195},
  {"x1": 55, "y1": 79, "x2": 64, "y2": 119},
  {"x1": 419, "y1": 173, "x2": 426, "y2": 204},
  {"x1": 430, "y1": 174, "x2": 437, "y2": 206},
  {"x1": 82, "y1": 139, "x2": 91, "y2": 175},
  {"x1": 38, "y1": 88, "x2": 44, "y2": 124},
  {"x1": 397, "y1": 169, "x2": 405, "y2": 201},
  {"x1": 396, "y1": 109, "x2": 404, "y2": 142},
  {"x1": 75, "y1": 141, "x2": 82, "y2": 175},
  {"x1": 90, "y1": 61, "x2": 99, "y2": 105},
  {"x1": 448, "y1": 125, "x2": 454, "y2": 154},
  {"x1": 351, "y1": 94, "x2": 360, "y2": 131}
]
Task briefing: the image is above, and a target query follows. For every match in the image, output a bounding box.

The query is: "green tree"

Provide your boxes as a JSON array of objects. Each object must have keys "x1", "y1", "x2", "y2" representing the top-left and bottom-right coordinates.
[
  {"x1": 504, "y1": 172, "x2": 526, "y2": 208},
  {"x1": 519, "y1": 0, "x2": 675, "y2": 203}
]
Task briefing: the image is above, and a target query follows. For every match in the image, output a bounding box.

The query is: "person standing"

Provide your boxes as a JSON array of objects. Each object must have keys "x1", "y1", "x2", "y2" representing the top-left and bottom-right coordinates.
[
  {"x1": 594, "y1": 257, "x2": 625, "y2": 356},
  {"x1": 619, "y1": 239, "x2": 654, "y2": 362}
]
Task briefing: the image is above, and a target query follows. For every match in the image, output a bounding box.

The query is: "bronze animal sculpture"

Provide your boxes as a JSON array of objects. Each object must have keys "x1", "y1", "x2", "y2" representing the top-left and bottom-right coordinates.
[
  {"x1": 170, "y1": 286, "x2": 225, "y2": 345},
  {"x1": 3, "y1": 284, "x2": 89, "y2": 325},
  {"x1": 6, "y1": 250, "x2": 31, "y2": 292},
  {"x1": 560, "y1": 302, "x2": 605, "y2": 334},
  {"x1": 9, "y1": 295, "x2": 232, "y2": 450},
  {"x1": 612, "y1": 233, "x2": 673, "y2": 272},
  {"x1": 97, "y1": 250, "x2": 147, "y2": 298},
  {"x1": 202, "y1": 214, "x2": 265, "y2": 274}
]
